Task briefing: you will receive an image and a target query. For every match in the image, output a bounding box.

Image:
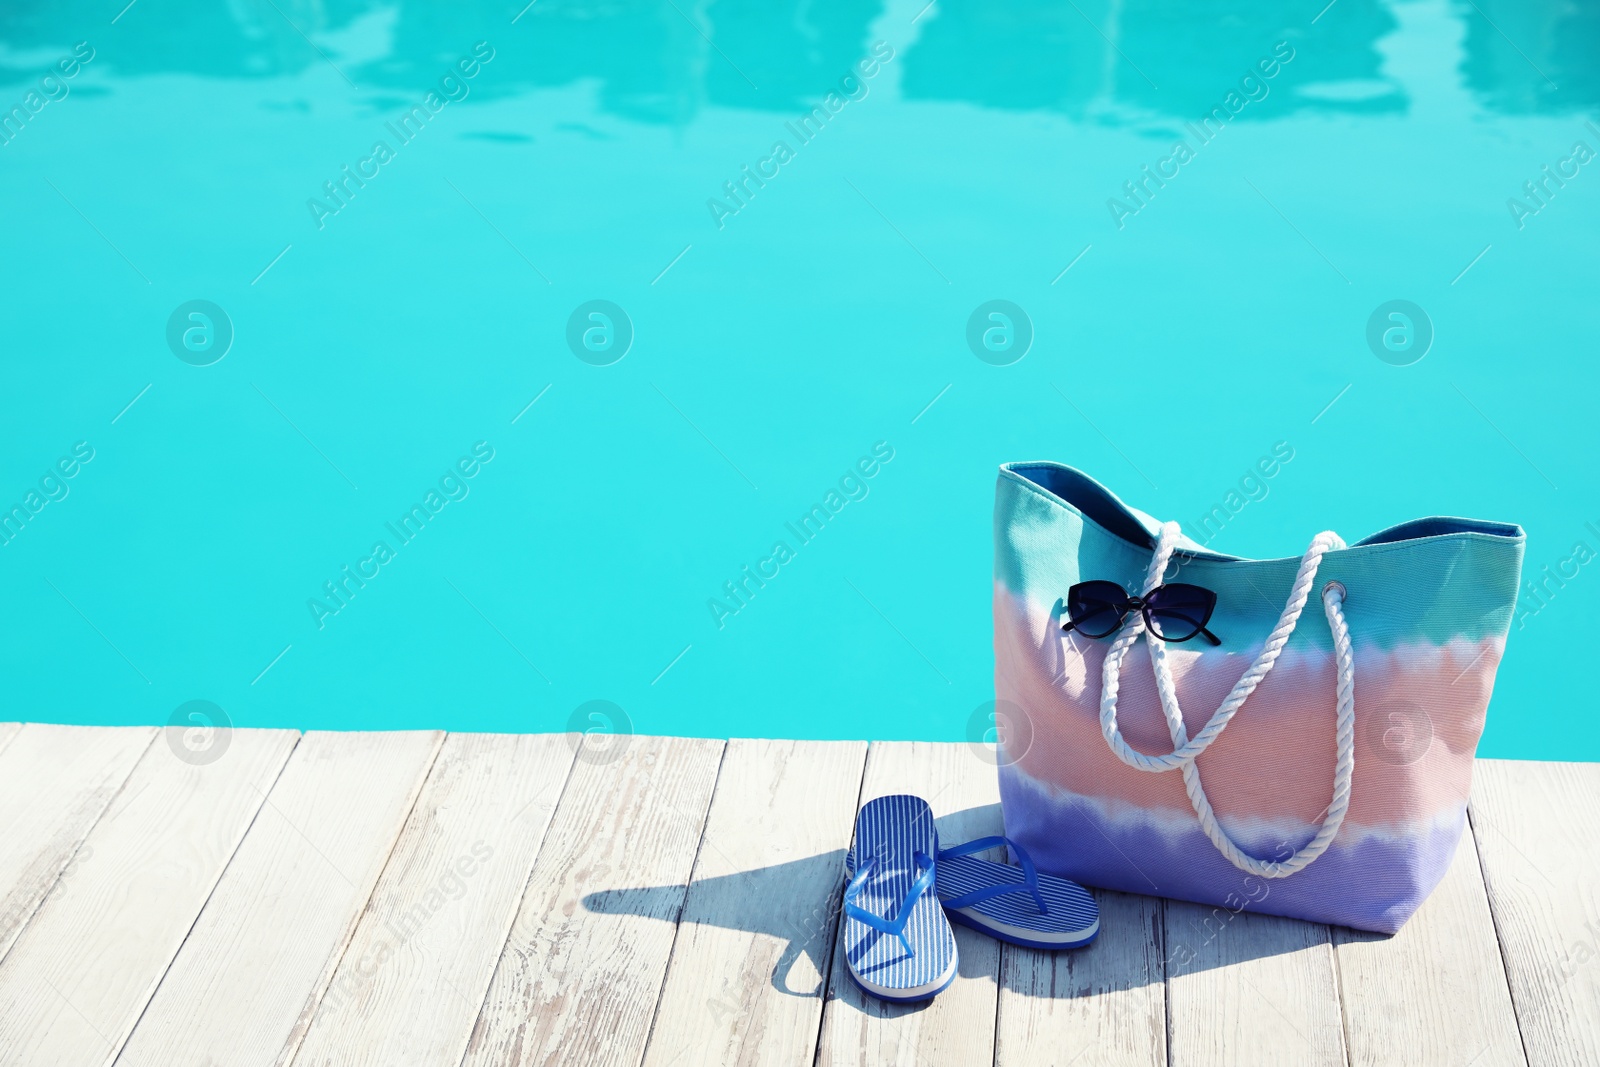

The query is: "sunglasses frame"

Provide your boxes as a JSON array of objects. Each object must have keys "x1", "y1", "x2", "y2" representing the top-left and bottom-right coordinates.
[{"x1": 1061, "y1": 580, "x2": 1222, "y2": 646}]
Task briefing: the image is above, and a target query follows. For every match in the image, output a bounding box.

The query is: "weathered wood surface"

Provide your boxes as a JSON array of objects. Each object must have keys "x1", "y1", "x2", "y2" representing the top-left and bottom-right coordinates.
[
  {"x1": 290, "y1": 732, "x2": 576, "y2": 1067},
  {"x1": 1164, "y1": 904, "x2": 1345, "y2": 1067},
  {"x1": 0, "y1": 730, "x2": 1592, "y2": 1067},
  {"x1": 1472, "y1": 759, "x2": 1600, "y2": 1067},
  {"x1": 114, "y1": 730, "x2": 444, "y2": 1067},
  {"x1": 0, "y1": 727, "x2": 297, "y2": 1067},
  {"x1": 815, "y1": 740, "x2": 1005, "y2": 1067},
  {"x1": 642, "y1": 738, "x2": 867, "y2": 1067},
  {"x1": 1332, "y1": 823, "x2": 1525, "y2": 1067},
  {"x1": 0, "y1": 724, "x2": 154, "y2": 962},
  {"x1": 996, "y1": 888, "x2": 1168, "y2": 1067},
  {"x1": 459, "y1": 735, "x2": 724, "y2": 1067}
]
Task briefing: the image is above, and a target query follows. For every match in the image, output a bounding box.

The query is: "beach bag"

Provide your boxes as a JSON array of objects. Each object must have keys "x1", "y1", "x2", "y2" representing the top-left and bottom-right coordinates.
[{"x1": 991, "y1": 462, "x2": 1524, "y2": 933}]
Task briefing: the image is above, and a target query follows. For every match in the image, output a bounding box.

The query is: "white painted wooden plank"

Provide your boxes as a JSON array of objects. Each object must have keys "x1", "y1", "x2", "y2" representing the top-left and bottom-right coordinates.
[
  {"x1": 114, "y1": 730, "x2": 444, "y2": 1067},
  {"x1": 287, "y1": 732, "x2": 575, "y2": 1067},
  {"x1": 1472, "y1": 758, "x2": 1600, "y2": 1067},
  {"x1": 814, "y1": 740, "x2": 1004, "y2": 1067},
  {"x1": 1333, "y1": 826, "x2": 1524, "y2": 1067},
  {"x1": 0, "y1": 722, "x2": 23, "y2": 759},
  {"x1": 459, "y1": 735, "x2": 725, "y2": 1067},
  {"x1": 0, "y1": 727, "x2": 299, "y2": 1067},
  {"x1": 1165, "y1": 903, "x2": 1345, "y2": 1067},
  {"x1": 0, "y1": 724, "x2": 154, "y2": 961},
  {"x1": 641, "y1": 739, "x2": 867, "y2": 1067},
  {"x1": 996, "y1": 890, "x2": 1166, "y2": 1067}
]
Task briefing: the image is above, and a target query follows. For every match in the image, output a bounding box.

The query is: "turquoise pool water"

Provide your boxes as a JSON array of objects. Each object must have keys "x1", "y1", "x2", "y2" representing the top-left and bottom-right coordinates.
[{"x1": 1, "y1": 0, "x2": 1595, "y2": 761}]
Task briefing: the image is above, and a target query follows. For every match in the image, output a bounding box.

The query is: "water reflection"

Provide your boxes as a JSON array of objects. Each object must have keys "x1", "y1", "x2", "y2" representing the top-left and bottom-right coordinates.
[
  {"x1": 0, "y1": 0, "x2": 1594, "y2": 118},
  {"x1": 1460, "y1": 0, "x2": 1600, "y2": 114},
  {"x1": 0, "y1": 0, "x2": 378, "y2": 83},
  {"x1": 374, "y1": 0, "x2": 710, "y2": 124},
  {"x1": 900, "y1": 0, "x2": 1406, "y2": 121}
]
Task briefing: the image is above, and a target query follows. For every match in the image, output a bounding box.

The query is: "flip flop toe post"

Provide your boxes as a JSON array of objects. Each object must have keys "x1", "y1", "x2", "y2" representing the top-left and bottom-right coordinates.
[
  {"x1": 844, "y1": 834, "x2": 1100, "y2": 951},
  {"x1": 936, "y1": 837, "x2": 1099, "y2": 949},
  {"x1": 841, "y1": 795, "x2": 959, "y2": 1003}
]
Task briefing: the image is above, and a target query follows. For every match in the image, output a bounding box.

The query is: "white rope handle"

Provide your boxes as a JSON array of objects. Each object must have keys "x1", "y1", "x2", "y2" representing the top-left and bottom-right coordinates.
[{"x1": 1093, "y1": 522, "x2": 1356, "y2": 878}]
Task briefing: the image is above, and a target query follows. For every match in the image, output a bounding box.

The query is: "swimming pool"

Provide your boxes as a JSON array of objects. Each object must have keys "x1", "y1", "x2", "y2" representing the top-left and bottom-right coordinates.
[{"x1": 1, "y1": 0, "x2": 1594, "y2": 761}]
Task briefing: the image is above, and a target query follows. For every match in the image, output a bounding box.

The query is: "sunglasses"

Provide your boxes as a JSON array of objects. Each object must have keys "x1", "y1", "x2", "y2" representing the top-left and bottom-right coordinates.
[{"x1": 1061, "y1": 580, "x2": 1221, "y2": 646}]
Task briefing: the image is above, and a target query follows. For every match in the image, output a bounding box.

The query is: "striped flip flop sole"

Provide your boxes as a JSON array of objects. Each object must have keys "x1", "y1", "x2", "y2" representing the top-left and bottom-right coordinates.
[{"x1": 842, "y1": 795, "x2": 959, "y2": 1002}]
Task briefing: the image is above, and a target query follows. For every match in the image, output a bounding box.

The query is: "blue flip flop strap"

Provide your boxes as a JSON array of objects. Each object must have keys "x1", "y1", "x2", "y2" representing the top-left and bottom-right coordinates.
[
  {"x1": 843, "y1": 851, "x2": 938, "y2": 955},
  {"x1": 936, "y1": 835, "x2": 1049, "y2": 915}
]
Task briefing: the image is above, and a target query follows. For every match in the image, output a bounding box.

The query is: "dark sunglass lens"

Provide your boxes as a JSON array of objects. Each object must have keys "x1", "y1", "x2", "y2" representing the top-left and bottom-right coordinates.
[
  {"x1": 1070, "y1": 603, "x2": 1123, "y2": 638},
  {"x1": 1067, "y1": 582, "x2": 1128, "y2": 638},
  {"x1": 1144, "y1": 584, "x2": 1215, "y2": 641}
]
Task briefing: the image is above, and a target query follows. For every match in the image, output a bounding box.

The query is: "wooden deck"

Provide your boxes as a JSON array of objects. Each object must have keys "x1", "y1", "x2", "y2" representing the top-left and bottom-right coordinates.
[{"x1": 0, "y1": 724, "x2": 1595, "y2": 1066}]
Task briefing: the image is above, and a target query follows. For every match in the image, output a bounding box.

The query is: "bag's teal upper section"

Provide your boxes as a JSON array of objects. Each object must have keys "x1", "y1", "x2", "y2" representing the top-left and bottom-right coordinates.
[{"x1": 995, "y1": 463, "x2": 1525, "y2": 652}]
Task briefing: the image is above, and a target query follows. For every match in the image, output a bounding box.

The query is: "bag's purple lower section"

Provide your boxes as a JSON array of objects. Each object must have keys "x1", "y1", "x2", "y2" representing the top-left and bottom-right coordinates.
[{"x1": 997, "y1": 765, "x2": 1466, "y2": 934}]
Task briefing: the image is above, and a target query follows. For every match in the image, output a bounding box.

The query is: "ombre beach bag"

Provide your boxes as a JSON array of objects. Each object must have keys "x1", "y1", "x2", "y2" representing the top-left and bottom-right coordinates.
[{"x1": 992, "y1": 463, "x2": 1524, "y2": 933}]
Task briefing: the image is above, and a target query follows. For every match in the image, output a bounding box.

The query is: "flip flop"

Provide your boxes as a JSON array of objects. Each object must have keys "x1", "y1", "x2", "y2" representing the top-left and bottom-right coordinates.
[
  {"x1": 840, "y1": 794, "x2": 959, "y2": 1003},
  {"x1": 847, "y1": 834, "x2": 1099, "y2": 951}
]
